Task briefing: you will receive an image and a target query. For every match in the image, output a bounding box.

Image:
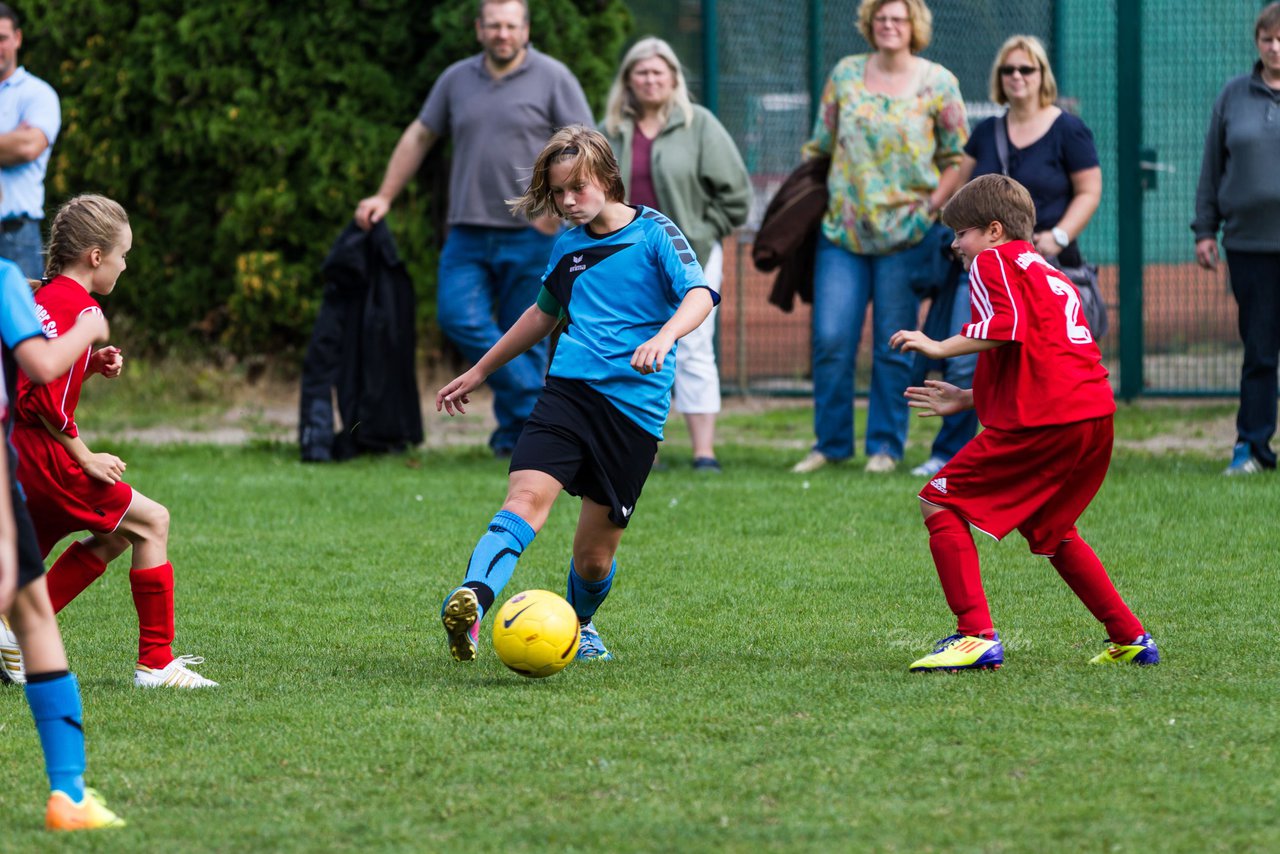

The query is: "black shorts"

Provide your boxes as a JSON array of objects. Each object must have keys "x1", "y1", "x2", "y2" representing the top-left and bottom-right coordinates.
[
  {"x1": 510, "y1": 377, "x2": 657, "y2": 528},
  {"x1": 12, "y1": 477, "x2": 45, "y2": 590}
]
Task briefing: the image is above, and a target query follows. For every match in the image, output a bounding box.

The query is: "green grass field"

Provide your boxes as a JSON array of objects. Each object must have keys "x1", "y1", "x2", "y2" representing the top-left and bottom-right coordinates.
[{"x1": 2, "y1": 403, "x2": 1277, "y2": 852}]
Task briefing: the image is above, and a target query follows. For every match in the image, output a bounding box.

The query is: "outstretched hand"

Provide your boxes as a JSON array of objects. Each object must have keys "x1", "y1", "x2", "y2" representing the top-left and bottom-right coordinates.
[
  {"x1": 904, "y1": 380, "x2": 968, "y2": 418},
  {"x1": 436, "y1": 368, "x2": 486, "y2": 416},
  {"x1": 888, "y1": 329, "x2": 941, "y2": 359},
  {"x1": 630, "y1": 334, "x2": 674, "y2": 376}
]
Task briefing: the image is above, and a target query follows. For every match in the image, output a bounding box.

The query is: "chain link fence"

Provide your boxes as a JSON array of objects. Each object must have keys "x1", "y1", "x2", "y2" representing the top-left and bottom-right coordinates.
[{"x1": 622, "y1": 0, "x2": 1266, "y2": 396}]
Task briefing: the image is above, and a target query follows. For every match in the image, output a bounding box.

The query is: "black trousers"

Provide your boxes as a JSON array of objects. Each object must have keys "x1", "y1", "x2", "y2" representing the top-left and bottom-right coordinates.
[{"x1": 1225, "y1": 249, "x2": 1280, "y2": 468}]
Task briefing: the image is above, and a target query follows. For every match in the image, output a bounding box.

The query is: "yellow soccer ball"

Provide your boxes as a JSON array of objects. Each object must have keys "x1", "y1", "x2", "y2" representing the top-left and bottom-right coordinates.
[{"x1": 491, "y1": 590, "x2": 580, "y2": 678}]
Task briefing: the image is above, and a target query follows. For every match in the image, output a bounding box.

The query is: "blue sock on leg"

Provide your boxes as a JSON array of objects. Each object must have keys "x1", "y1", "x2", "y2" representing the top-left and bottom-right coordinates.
[
  {"x1": 566, "y1": 559, "x2": 616, "y2": 624},
  {"x1": 24, "y1": 672, "x2": 87, "y2": 801},
  {"x1": 462, "y1": 510, "x2": 536, "y2": 616}
]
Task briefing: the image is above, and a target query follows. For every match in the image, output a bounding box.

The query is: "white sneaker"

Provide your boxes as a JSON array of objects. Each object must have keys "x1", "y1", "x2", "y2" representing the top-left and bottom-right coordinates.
[
  {"x1": 0, "y1": 614, "x2": 25, "y2": 685},
  {"x1": 791, "y1": 450, "x2": 830, "y2": 473},
  {"x1": 864, "y1": 452, "x2": 897, "y2": 473},
  {"x1": 134, "y1": 655, "x2": 219, "y2": 688},
  {"x1": 910, "y1": 456, "x2": 948, "y2": 478}
]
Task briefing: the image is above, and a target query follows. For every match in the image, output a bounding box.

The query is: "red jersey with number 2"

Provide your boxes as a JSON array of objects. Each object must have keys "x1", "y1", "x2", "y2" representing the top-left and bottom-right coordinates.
[{"x1": 963, "y1": 241, "x2": 1115, "y2": 431}]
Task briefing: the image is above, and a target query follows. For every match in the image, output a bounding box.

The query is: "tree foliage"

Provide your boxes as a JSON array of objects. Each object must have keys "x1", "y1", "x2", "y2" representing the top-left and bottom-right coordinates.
[{"x1": 22, "y1": 0, "x2": 631, "y2": 356}]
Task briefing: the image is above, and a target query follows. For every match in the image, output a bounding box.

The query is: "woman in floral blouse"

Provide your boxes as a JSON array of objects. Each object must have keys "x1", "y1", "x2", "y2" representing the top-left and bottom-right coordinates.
[{"x1": 791, "y1": 0, "x2": 967, "y2": 475}]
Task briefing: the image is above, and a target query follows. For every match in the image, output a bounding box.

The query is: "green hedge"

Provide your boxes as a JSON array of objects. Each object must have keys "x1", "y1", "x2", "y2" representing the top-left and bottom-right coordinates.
[{"x1": 23, "y1": 0, "x2": 630, "y2": 357}]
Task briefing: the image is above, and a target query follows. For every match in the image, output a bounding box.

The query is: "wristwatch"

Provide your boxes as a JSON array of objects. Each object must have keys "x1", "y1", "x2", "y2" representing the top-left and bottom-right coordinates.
[{"x1": 1051, "y1": 226, "x2": 1070, "y2": 249}]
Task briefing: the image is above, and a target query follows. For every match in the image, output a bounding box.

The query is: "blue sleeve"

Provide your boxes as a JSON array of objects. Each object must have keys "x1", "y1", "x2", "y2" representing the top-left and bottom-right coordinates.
[
  {"x1": 0, "y1": 262, "x2": 44, "y2": 348},
  {"x1": 1057, "y1": 113, "x2": 1100, "y2": 174},
  {"x1": 651, "y1": 222, "x2": 717, "y2": 307},
  {"x1": 21, "y1": 77, "x2": 61, "y2": 146}
]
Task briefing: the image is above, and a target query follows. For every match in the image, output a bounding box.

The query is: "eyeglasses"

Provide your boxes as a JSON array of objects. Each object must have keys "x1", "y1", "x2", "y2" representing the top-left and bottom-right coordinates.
[
  {"x1": 872, "y1": 15, "x2": 910, "y2": 26},
  {"x1": 999, "y1": 64, "x2": 1040, "y2": 77}
]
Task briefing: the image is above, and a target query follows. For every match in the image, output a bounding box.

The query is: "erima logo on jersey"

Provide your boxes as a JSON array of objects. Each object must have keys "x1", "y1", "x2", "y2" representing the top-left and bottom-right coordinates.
[
  {"x1": 620, "y1": 505, "x2": 633, "y2": 518},
  {"x1": 569, "y1": 254, "x2": 587, "y2": 273},
  {"x1": 929, "y1": 477, "x2": 947, "y2": 494}
]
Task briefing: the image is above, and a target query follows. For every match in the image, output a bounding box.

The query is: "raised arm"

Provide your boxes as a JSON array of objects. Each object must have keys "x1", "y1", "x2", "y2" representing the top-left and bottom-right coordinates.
[
  {"x1": 12, "y1": 311, "x2": 109, "y2": 384},
  {"x1": 437, "y1": 305, "x2": 560, "y2": 415},
  {"x1": 630, "y1": 288, "x2": 716, "y2": 375}
]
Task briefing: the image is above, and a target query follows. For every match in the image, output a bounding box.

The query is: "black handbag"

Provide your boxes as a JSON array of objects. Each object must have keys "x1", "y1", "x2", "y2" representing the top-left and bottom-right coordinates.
[{"x1": 993, "y1": 115, "x2": 1110, "y2": 339}]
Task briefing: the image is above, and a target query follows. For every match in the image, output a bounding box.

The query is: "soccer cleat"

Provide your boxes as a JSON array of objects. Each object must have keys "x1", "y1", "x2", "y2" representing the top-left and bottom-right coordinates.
[
  {"x1": 45, "y1": 788, "x2": 126, "y2": 831},
  {"x1": 864, "y1": 452, "x2": 898, "y2": 474},
  {"x1": 791, "y1": 450, "x2": 831, "y2": 474},
  {"x1": 909, "y1": 632, "x2": 1003, "y2": 672},
  {"x1": 575, "y1": 621, "x2": 613, "y2": 661},
  {"x1": 134, "y1": 655, "x2": 219, "y2": 688},
  {"x1": 1089, "y1": 633, "x2": 1160, "y2": 666},
  {"x1": 1, "y1": 614, "x2": 25, "y2": 685},
  {"x1": 910, "y1": 456, "x2": 948, "y2": 478},
  {"x1": 441, "y1": 587, "x2": 481, "y2": 662},
  {"x1": 1224, "y1": 442, "x2": 1263, "y2": 476}
]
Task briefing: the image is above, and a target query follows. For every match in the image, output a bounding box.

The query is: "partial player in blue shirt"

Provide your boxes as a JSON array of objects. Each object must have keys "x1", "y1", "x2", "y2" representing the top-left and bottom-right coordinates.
[
  {"x1": 435, "y1": 125, "x2": 716, "y2": 663},
  {"x1": 0, "y1": 257, "x2": 125, "y2": 830}
]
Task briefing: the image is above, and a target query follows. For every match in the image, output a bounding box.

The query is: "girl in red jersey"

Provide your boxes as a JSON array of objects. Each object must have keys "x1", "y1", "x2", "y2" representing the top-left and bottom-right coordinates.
[
  {"x1": 889, "y1": 174, "x2": 1157, "y2": 673},
  {"x1": 12, "y1": 194, "x2": 217, "y2": 688}
]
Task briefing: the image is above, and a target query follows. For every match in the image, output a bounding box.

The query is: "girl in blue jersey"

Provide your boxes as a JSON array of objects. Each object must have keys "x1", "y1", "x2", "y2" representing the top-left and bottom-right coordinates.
[{"x1": 436, "y1": 125, "x2": 716, "y2": 662}]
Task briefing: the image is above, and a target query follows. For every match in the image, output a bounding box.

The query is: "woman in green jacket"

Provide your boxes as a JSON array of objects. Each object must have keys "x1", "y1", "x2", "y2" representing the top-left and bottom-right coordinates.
[{"x1": 602, "y1": 37, "x2": 752, "y2": 472}]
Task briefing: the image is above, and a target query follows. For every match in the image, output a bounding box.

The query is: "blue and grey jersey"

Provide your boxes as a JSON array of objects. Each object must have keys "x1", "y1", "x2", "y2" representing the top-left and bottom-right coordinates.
[{"x1": 535, "y1": 206, "x2": 717, "y2": 439}]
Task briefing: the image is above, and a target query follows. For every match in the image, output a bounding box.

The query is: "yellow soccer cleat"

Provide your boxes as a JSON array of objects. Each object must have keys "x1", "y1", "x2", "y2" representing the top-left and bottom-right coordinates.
[
  {"x1": 909, "y1": 633, "x2": 1004, "y2": 672},
  {"x1": 1088, "y1": 633, "x2": 1160, "y2": 666},
  {"x1": 46, "y1": 788, "x2": 126, "y2": 831}
]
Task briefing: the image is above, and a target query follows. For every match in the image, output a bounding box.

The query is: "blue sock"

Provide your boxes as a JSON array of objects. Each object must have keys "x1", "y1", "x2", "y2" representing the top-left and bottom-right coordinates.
[
  {"x1": 462, "y1": 510, "x2": 536, "y2": 615},
  {"x1": 566, "y1": 559, "x2": 615, "y2": 623},
  {"x1": 24, "y1": 672, "x2": 87, "y2": 801}
]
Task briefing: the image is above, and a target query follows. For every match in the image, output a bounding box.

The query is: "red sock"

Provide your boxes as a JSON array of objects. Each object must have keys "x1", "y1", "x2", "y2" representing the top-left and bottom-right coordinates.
[
  {"x1": 925, "y1": 510, "x2": 994, "y2": 638},
  {"x1": 1049, "y1": 537, "x2": 1144, "y2": 644},
  {"x1": 45, "y1": 541, "x2": 108, "y2": 613},
  {"x1": 129, "y1": 563, "x2": 175, "y2": 669}
]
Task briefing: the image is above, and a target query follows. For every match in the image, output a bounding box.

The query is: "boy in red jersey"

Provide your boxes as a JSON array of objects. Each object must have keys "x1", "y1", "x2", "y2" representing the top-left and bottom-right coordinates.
[
  {"x1": 889, "y1": 174, "x2": 1157, "y2": 672},
  {"x1": 12, "y1": 194, "x2": 216, "y2": 688}
]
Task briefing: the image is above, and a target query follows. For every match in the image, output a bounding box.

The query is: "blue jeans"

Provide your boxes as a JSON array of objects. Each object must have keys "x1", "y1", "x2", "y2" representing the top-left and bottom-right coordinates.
[
  {"x1": 0, "y1": 218, "x2": 45, "y2": 280},
  {"x1": 811, "y1": 235, "x2": 924, "y2": 461},
  {"x1": 929, "y1": 270, "x2": 980, "y2": 461},
  {"x1": 438, "y1": 225, "x2": 557, "y2": 452}
]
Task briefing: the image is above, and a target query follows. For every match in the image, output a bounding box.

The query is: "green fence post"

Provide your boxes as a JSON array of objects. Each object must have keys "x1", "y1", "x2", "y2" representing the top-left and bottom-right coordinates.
[
  {"x1": 702, "y1": 0, "x2": 718, "y2": 114},
  {"x1": 1116, "y1": 0, "x2": 1143, "y2": 400}
]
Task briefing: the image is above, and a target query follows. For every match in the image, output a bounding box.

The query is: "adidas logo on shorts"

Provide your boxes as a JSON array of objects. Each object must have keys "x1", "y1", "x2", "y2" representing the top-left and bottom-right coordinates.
[{"x1": 929, "y1": 477, "x2": 948, "y2": 494}]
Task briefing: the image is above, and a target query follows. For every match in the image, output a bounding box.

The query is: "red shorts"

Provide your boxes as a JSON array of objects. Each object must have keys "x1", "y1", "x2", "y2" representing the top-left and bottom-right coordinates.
[
  {"x1": 918, "y1": 416, "x2": 1113, "y2": 555},
  {"x1": 12, "y1": 424, "x2": 134, "y2": 557}
]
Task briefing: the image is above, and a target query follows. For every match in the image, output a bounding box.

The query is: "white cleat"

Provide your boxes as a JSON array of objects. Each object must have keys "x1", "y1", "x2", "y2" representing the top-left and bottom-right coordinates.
[
  {"x1": 1, "y1": 614, "x2": 26, "y2": 684},
  {"x1": 134, "y1": 655, "x2": 219, "y2": 688}
]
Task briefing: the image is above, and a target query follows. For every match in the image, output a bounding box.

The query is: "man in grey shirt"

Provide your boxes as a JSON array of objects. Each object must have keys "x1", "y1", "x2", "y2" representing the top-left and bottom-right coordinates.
[{"x1": 356, "y1": 0, "x2": 592, "y2": 455}]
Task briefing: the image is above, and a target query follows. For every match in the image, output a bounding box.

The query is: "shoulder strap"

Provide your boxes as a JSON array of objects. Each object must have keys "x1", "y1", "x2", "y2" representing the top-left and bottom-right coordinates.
[{"x1": 994, "y1": 112, "x2": 1010, "y2": 176}]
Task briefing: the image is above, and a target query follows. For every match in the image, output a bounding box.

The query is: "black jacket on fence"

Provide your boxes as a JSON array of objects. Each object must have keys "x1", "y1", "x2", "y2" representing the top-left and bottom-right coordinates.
[
  {"x1": 752, "y1": 156, "x2": 829, "y2": 312},
  {"x1": 298, "y1": 220, "x2": 423, "y2": 461}
]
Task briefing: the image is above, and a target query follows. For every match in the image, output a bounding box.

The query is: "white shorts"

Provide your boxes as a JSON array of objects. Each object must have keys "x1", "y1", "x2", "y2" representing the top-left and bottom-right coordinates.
[{"x1": 674, "y1": 242, "x2": 723, "y2": 415}]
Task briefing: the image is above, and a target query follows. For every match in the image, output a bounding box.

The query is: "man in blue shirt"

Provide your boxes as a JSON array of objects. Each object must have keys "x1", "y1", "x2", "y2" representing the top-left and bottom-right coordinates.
[{"x1": 0, "y1": 3, "x2": 60, "y2": 280}]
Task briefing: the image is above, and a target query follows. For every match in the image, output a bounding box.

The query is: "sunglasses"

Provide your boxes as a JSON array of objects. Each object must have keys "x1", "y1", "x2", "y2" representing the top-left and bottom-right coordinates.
[{"x1": 999, "y1": 64, "x2": 1040, "y2": 77}]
